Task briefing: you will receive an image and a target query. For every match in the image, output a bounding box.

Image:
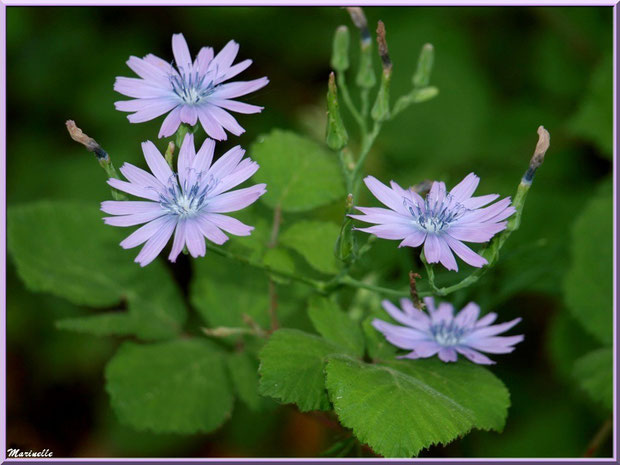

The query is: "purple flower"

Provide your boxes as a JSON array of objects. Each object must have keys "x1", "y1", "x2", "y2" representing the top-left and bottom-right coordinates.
[
  {"x1": 351, "y1": 173, "x2": 515, "y2": 271},
  {"x1": 114, "y1": 33, "x2": 269, "y2": 140},
  {"x1": 101, "y1": 134, "x2": 266, "y2": 267},
  {"x1": 372, "y1": 297, "x2": 523, "y2": 365}
]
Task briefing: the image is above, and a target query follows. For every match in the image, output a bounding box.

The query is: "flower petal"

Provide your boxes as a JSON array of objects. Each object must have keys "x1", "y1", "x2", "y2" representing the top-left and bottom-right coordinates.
[
  {"x1": 443, "y1": 235, "x2": 488, "y2": 268},
  {"x1": 172, "y1": 33, "x2": 193, "y2": 73},
  {"x1": 206, "y1": 184, "x2": 266, "y2": 213},
  {"x1": 134, "y1": 216, "x2": 177, "y2": 266},
  {"x1": 142, "y1": 141, "x2": 174, "y2": 185}
]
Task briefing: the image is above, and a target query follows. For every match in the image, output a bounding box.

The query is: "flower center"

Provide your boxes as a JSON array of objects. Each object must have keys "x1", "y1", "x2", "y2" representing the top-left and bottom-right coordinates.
[
  {"x1": 403, "y1": 189, "x2": 469, "y2": 233},
  {"x1": 169, "y1": 67, "x2": 216, "y2": 105},
  {"x1": 430, "y1": 320, "x2": 467, "y2": 346},
  {"x1": 159, "y1": 172, "x2": 219, "y2": 218}
]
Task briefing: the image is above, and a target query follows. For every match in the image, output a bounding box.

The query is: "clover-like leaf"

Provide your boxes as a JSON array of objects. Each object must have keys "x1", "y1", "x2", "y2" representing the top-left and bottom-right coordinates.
[
  {"x1": 8, "y1": 201, "x2": 186, "y2": 340},
  {"x1": 325, "y1": 355, "x2": 510, "y2": 457},
  {"x1": 105, "y1": 339, "x2": 233, "y2": 433},
  {"x1": 250, "y1": 130, "x2": 345, "y2": 212}
]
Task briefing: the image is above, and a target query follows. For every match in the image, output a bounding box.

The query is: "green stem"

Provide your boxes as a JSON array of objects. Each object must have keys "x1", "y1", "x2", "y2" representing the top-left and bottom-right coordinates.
[
  {"x1": 337, "y1": 71, "x2": 366, "y2": 135},
  {"x1": 351, "y1": 121, "x2": 381, "y2": 196},
  {"x1": 337, "y1": 275, "x2": 426, "y2": 298}
]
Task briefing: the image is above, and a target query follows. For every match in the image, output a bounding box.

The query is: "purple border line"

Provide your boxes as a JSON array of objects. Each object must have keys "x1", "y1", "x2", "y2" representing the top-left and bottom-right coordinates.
[
  {"x1": 1, "y1": 0, "x2": 6, "y2": 463},
  {"x1": 614, "y1": 0, "x2": 618, "y2": 461},
  {"x1": 0, "y1": 0, "x2": 618, "y2": 5},
  {"x1": 0, "y1": 2, "x2": 617, "y2": 465}
]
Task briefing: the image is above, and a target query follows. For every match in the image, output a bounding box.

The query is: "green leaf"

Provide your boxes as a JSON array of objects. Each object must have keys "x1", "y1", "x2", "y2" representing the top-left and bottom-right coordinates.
[
  {"x1": 573, "y1": 347, "x2": 612, "y2": 411},
  {"x1": 56, "y1": 313, "x2": 136, "y2": 337},
  {"x1": 308, "y1": 296, "x2": 364, "y2": 358},
  {"x1": 325, "y1": 355, "x2": 510, "y2": 457},
  {"x1": 280, "y1": 220, "x2": 340, "y2": 275},
  {"x1": 262, "y1": 247, "x2": 296, "y2": 284},
  {"x1": 568, "y1": 53, "x2": 612, "y2": 158},
  {"x1": 226, "y1": 351, "x2": 263, "y2": 411},
  {"x1": 564, "y1": 185, "x2": 613, "y2": 344},
  {"x1": 250, "y1": 130, "x2": 345, "y2": 212},
  {"x1": 191, "y1": 253, "x2": 270, "y2": 328},
  {"x1": 105, "y1": 339, "x2": 233, "y2": 433},
  {"x1": 258, "y1": 329, "x2": 343, "y2": 411},
  {"x1": 8, "y1": 201, "x2": 186, "y2": 340}
]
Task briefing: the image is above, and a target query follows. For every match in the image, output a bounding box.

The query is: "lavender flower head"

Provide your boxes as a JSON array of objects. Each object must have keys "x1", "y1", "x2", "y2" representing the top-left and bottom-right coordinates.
[
  {"x1": 373, "y1": 297, "x2": 523, "y2": 365},
  {"x1": 351, "y1": 173, "x2": 515, "y2": 271},
  {"x1": 101, "y1": 134, "x2": 266, "y2": 267},
  {"x1": 115, "y1": 33, "x2": 268, "y2": 140}
]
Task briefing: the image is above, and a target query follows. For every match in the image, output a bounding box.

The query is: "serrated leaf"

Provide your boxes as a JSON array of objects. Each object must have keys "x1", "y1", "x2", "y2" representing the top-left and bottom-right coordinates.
[
  {"x1": 8, "y1": 201, "x2": 186, "y2": 340},
  {"x1": 258, "y1": 329, "x2": 343, "y2": 411},
  {"x1": 226, "y1": 351, "x2": 263, "y2": 411},
  {"x1": 325, "y1": 355, "x2": 510, "y2": 457},
  {"x1": 280, "y1": 220, "x2": 340, "y2": 274},
  {"x1": 564, "y1": 185, "x2": 612, "y2": 344},
  {"x1": 573, "y1": 347, "x2": 612, "y2": 411},
  {"x1": 308, "y1": 296, "x2": 364, "y2": 358},
  {"x1": 250, "y1": 130, "x2": 345, "y2": 212},
  {"x1": 105, "y1": 339, "x2": 233, "y2": 433}
]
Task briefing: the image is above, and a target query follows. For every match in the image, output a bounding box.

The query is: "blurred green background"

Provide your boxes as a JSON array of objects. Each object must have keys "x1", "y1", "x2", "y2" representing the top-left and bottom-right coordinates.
[{"x1": 7, "y1": 6, "x2": 613, "y2": 458}]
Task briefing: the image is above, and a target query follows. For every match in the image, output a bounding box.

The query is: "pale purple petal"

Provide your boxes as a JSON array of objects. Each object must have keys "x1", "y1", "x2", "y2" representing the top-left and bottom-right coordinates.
[
  {"x1": 114, "y1": 77, "x2": 172, "y2": 99},
  {"x1": 456, "y1": 347, "x2": 495, "y2": 365},
  {"x1": 438, "y1": 348, "x2": 458, "y2": 362},
  {"x1": 449, "y1": 172, "x2": 479, "y2": 202},
  {"x1": 363, "y1": 176, "x2": 409, "y2": 215},
  {"x1": 103, "y1": 209, "x2": 166, "y2": 227},
  {"x1": 195, "y1": 216, "x2": 229, "y2": 245},
  {"x1": 119, "y1": 163, "x2": 165, "y2": 191},
  {"x1": 398, "y1": 230, "x2": 427, "y2": 248},
  {"x1": 205, "y1": 213, "x2": 254, "y2": 236},
  {"x1": 172, "y1": 33, "x2": 193, "y2": 72},
  {"x1": 197, "y1": 106, "x2": 227, "y2": 140},
  {"x1": 453, "y1": 302, "x2": 480, "y2": 329},
  {"x1": 206, "y1": 184, "x2": 266, "y2": 213},
  {"x1": 206, "y1": 105, "x2": 245, "y2": 136},
  {"x1": 448, "y1": 223, "x2": 507, "y2": 243},
  {"x1": 101, "y1": 200, "x2": 162, "y2": 216},
  {"x1": 179, "y1": 105, "x2": 198, "y2": 126},
  {"x1": 107, "y1": 178, "x2": 160, "y2": 201},
  {"x1": 443, "y1": 235, "x2": 488, "y2": 268},
  {"x1": 142, "y1": 141, "x2": 174, "y2": 185},
  {"x1": 184, "y1": 220, "x2": 206, "y2": 258},
  {"x1": 208, "y1": 145, "x2": 245, "y2": 180},
  {"x1": 158, "y1": 106, "x2": 183, "y2": 138},
  {"x1": 209, "y1": 98, "x2": 263, "y2": 114},
  {"x1": 211, "y1": 77, "x2": 269, "y2": 99},
  {"x1": 134, "y1": 216, "x2": 177, "y2": 266},
  {"x1": 210, "y1": 40, "x2": 240, "y2": 76},
  {"x1": 168, "y1": 219, "x2": 187, "y2": 262},
  {"x1": 423, "y1": 234, "x2": 441, "y2": 263},
  {"x1": 177, "y1": 133, "x2": 196, "y2": 189},
  {"x1": 120, "y1": 215, "x2": 174, "y2": 249},
  {"x1": 215, "y1": 59, "x2": 252, "y2": 84},
  {"x1": 354, "y1": 224, "x2": 414, "y2": 240},
  {"x1": 436, "y1": 236, "x2": 458, "y2": 271}
]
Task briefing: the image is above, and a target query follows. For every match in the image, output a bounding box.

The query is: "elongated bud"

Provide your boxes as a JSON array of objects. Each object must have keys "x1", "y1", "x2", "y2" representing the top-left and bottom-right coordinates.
[
  {"x1": 391, "y1": 86, "x2": 439, "y2": 116},
  {"x1": 509, "y1": 126, "x2": 551, "y2": 231},
  {"x1": 522, "y1": 125, "x2": 551, "y2": 185},
  {"x1": 164, "y1": 141, "x2": 175, "y2": 169},
  {"x1": 347, "y1": 7, "x2": 376, "y2": 89},
  {"x1": 66, "y1": 120, "x2": 126, "y2": 200},
  {"x1": 371, "y1": 21, "x2": 392, "y2": 121},
  {"x1": 326, "y1": 72, "x2": 349, "y2": 150},
  {"x1": 331, "y1": 25, "x2": 350, "y2": 72},
  {"x1": 413, "y1": 43, "x2": 434, "y2": 88}
]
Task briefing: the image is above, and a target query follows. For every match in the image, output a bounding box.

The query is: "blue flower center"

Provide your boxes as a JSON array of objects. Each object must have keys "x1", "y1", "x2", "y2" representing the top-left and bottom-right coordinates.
[
  {"x1": 403, "y1": 190, "x2": 469, "y2": 233},
  {"x1": 159, "y1": 171, "x2": 219, "y2": 218},
  {"x1": 169, "y1": 67, "x2": 217, "y2": 105},
  {"x1": 430, "y1": 320, "x2": 467, "y2": 346}
]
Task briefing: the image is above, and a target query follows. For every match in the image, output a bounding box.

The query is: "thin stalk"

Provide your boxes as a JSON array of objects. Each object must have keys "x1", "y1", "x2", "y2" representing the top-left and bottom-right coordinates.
[{"x1": 336, "y1": 71, "x2": 366, "y2": 135}]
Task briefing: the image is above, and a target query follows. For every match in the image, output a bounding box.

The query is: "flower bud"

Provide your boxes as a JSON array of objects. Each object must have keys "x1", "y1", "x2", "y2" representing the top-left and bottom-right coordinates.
[
  {"x1": 331, "y1": 26, "x2": 350, "y2": 72},
  {"x1": 326, "y1": 72, "x2": 349, "y2": 150},
  {"x1": 413, "y1": 43, "x2": 434, "y2": 88},
  {"x1": 371, "y1": 21, "x2": 392, "y2": 121}
]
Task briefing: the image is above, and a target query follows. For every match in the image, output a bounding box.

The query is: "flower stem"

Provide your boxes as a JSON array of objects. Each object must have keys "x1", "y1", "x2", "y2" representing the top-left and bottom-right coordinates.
[
  {"x1": 336, "y1": 71, "x2": 366, "y2": 135},
  {"x1": 337, "y1": 275, "x2": 423, "y2": 297}
]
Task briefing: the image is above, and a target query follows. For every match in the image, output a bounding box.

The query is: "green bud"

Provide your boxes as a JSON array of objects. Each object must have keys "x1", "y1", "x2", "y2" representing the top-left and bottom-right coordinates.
[
  {"x1": 356, "y1": 44, "x2": 376, "y2": 89},
  {"x1": 164, "y1": 141, "x2": 175, "y2": 169},
  {"x1": 175, "y1": 123, "x2": 190, "y2": 147},
  {"x1": 326, "y1": 72, "x2": 349, "y2": 150},
  {"x1": 331, "y1": 26, "x2": 350, "y2": 72},
  {"x1": 413, "y1": 43, "x2": 434, "y2": 88},
  {"x1": 335, "y1": 215, "x2": 357, "y2": 263},
  {"x1": 371, "y1": 72, "x2": 391, "y2": 122},
  {"x1": 412, "y1": 86, "x2": 439, "y2": 103}
]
